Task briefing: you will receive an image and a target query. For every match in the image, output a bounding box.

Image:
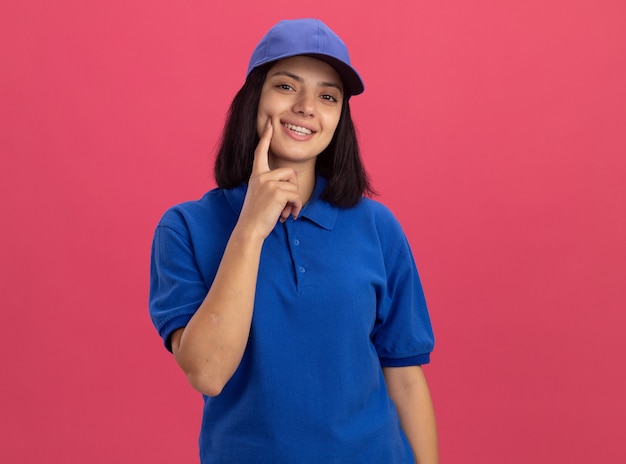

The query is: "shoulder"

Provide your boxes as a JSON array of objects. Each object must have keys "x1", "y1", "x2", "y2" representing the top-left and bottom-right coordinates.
[
  {"x1": 349, "y1": 197, "x2": 405, "y2": 236},
  {"x1": 330, "y1": 197, "x2": 410, "y2": 258},
  {"x1": 151, "y1": 187, "x2": 242, "y2": 268},
  {"x1": 157, "y1": 186, "x2": 243, "y2": 235},
  {"x1": 355, "y1": 197, "x2": 398, "y2": 219}
]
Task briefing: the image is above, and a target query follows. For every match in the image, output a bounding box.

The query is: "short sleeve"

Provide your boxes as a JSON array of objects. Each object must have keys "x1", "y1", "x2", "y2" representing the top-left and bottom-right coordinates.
[
  {"x1": 149, "y1": 211, "x2": 208, "y2": 352},
  {"x1": 371, "y1": 218, "x2": 434, "y2": 367}
]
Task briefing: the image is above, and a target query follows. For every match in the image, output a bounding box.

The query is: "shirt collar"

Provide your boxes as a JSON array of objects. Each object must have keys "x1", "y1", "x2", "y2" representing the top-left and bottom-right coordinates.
[
  {"x1": 299, "y1": 176, "x2": 337, "y2": 230},
  {"x1": 224, "y1": 175, "x2": 338, "y2": 231}
]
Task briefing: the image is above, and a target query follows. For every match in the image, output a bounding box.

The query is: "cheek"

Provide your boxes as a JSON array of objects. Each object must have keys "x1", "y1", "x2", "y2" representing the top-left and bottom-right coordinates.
[
  {"x1": 256, "y1": 100, "x2": 277, "y2": 137},
  {"x1": 255, "y1": 114, "x2": 264, "y2": 138},
  {"x1": 325, "y1": 114, "x2": 341, "y2": 139},
  {"x1": 256, "y1": 91, "x2": 271, "y2": 136},
  {"x1": 256, "y1": 109, "x2": 271, "y2": 138}
]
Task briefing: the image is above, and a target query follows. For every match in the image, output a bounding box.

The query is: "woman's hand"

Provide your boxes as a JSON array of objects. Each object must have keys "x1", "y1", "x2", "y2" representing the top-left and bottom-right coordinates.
[{"x1": 238, "y1": 119, "x2": 303, "y2": 240}]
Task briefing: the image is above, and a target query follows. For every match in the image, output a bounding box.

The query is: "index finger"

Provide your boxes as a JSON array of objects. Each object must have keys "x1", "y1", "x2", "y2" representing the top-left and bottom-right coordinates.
[{"x1": 252, "y1": 118, "x2": 272, "y2": 174}]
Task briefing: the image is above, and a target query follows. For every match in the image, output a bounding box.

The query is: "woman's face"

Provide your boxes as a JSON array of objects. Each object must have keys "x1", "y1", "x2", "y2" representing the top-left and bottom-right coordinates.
[{"x1": 256, "y1": 55, "x2": 344, "y2": 169}]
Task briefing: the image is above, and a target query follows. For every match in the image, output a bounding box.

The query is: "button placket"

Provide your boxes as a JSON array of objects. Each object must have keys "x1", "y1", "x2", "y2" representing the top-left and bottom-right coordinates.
[{"x1": 285, "y1": 219, "x2": 306, "y2": 286}]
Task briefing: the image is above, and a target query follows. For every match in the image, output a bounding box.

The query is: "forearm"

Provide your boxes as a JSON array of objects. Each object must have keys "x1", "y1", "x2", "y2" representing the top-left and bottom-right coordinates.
[
  {"x1": 383, "y1": 366, "x2": 439, "y2": 464},
  {"x1": 174, "y1": 224, "x2": 265, "y2": 396}
]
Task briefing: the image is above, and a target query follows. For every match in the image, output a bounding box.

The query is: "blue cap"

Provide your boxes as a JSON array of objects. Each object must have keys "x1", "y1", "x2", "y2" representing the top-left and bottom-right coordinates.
[{"x1": 247, "y1": 18, "x2": 364, "y2": 96}]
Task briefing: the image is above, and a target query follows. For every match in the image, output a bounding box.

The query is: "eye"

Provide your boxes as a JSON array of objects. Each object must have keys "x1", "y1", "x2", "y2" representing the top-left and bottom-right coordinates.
[
  {"x1": 276, "y1": 83, "x2": 294, "y2": 91},
  {"x1": 321, "y1": 94, "x2": 338, "y2": 102}
]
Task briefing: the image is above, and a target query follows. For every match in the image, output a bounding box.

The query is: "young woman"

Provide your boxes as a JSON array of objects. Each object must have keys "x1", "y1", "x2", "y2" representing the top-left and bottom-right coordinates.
[{"x1": 150, "y1": 18, "x2": 438, "y2": 463}]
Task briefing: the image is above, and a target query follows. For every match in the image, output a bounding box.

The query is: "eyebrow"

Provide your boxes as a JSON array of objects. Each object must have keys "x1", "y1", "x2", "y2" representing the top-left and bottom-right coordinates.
[{"x1": 269, "y1": 70, "x2": 344, "y2": 93}]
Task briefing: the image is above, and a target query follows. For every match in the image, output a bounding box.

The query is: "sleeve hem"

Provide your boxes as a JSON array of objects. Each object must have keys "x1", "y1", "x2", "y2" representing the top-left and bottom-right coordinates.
[
  {"x1": 379, "y1": 353, "x2": 431, "y2": 367},
  {"x1": 160, "y1": 314, "x2": 194, "y2": 352}
]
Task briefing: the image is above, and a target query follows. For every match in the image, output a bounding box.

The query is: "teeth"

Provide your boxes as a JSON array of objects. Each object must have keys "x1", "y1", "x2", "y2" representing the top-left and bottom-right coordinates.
[{"x1": 284, "y1": 123, "x2": 313, "y2": 135}]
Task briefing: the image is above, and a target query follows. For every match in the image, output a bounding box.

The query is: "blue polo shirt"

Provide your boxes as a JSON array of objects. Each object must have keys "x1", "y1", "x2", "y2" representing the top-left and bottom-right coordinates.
[{"x1": 150, "y1": 176, "x2": 434, "y2": 463}]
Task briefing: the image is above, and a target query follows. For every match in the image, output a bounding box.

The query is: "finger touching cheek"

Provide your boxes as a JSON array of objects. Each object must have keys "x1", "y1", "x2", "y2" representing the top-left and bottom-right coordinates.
[
  {"x1": 256, "y1": 112, "x2": 274, "y2": 138},
  {"x1": 255, "y1": 112, "x2": 266, "y2": 138}
]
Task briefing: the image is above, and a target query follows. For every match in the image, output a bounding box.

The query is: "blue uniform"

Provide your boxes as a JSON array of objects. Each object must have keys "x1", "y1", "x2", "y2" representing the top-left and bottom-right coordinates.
[{"x1": 149, "y1": 176, "x2": 434, "y2": 463}]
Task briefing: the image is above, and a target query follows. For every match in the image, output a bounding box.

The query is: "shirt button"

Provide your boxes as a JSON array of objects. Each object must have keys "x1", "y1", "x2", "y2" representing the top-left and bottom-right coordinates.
[
  {"x1": 298, "y1": 266, "x2": 306, "y2": 273},
  {"x1": 294, "y1": 239, "x2": 300, "y2": 246}
]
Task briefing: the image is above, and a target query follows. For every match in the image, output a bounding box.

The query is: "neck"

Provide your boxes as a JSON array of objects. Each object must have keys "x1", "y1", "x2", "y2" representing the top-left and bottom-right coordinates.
[
  {"x1": 293, "y1": 164, "x2": 316, "y2": 205},
  {"x1": 269, "y1": 158, "x2": 317, "y2": 205}
]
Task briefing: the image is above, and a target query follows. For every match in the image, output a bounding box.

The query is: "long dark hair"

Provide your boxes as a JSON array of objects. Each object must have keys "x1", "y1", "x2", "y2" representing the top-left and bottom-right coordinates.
[{"x1": 214, "y1": 62, "x2": 375, "y2": 208}]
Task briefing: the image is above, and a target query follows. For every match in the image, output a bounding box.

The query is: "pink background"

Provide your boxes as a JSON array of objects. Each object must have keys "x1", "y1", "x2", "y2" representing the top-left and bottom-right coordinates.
[{"x1": 2, "y1": 1, "x2": 625, "y2": 462}]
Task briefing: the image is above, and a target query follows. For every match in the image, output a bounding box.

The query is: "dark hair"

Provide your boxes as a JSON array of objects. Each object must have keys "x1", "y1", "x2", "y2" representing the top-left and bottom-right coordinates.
[{"x1": 214, "y1": 63, "x2": 375, "y2": 208}]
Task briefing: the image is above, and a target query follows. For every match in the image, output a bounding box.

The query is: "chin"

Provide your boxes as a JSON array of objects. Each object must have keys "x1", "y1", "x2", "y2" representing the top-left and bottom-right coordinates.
[{"x1": 270, "y1": 144, "x2": 320, "y2": 161}]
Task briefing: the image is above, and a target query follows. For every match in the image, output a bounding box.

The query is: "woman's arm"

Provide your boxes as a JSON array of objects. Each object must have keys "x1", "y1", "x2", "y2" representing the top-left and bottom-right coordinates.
[
  {"x1": 169, "y1": 225, "x2": 264, "y2": 397},
  {"x1": 383, "y1": 365, "x2": 439, "y2": 464},
  {"x1": 171, "y1": 120, "x2": 302, "y2": 397}
]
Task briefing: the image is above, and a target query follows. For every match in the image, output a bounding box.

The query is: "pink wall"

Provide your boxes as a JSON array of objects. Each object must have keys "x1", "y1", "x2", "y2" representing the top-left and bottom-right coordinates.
[{"x1": 2, "y1": 1, "x2": 625, "y2": 462}]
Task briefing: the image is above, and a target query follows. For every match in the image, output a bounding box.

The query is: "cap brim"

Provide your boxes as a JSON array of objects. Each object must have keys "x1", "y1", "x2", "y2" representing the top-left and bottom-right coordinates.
[
  {"x1": 251, "y1": 52, "x2": 364, "y2": 96},
  {"x1": 306, "y1": 54, "x2": 364, "y2": 96}
]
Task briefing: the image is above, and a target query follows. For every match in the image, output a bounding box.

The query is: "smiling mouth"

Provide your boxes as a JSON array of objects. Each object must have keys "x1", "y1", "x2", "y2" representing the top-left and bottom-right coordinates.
[{"x1": 282, "y1": 122, "x2": 314, "y2": 136}]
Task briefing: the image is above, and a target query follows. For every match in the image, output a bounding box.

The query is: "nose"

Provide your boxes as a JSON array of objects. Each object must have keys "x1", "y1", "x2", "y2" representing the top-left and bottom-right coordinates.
[{"x1": 292, "y1": 92, "x2": 315, "y2": 117}]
